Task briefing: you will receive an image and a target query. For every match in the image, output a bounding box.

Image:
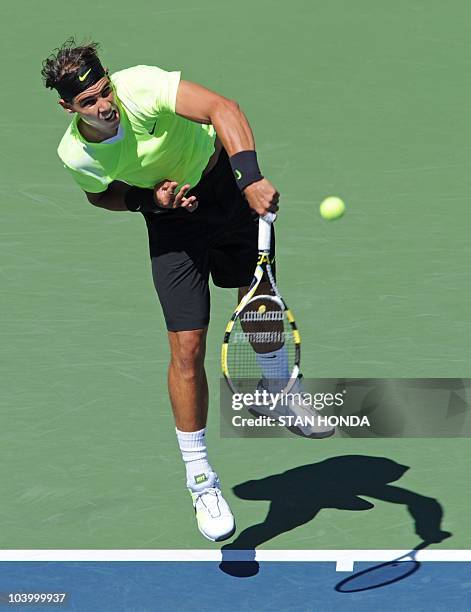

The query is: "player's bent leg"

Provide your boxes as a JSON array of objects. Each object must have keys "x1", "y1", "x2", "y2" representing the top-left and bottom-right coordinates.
[{"x1": 168, "y1": 328, "x2": 235, "y2": 541}]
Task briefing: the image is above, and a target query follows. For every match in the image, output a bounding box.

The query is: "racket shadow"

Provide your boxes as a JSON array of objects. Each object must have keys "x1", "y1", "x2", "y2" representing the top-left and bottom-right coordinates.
[{"x1": 334, "y1": 541, "x2": 429, "y2": 593}]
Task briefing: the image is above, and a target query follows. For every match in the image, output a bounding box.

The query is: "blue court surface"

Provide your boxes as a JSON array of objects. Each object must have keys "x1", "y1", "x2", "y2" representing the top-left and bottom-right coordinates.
[{"x1": 0, "y1": 561, "x2": 469, "y2": 611}]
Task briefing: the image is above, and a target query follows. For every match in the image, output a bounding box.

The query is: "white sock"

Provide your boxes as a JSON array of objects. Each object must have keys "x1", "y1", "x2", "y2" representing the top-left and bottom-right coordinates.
[
  {"x1": 176, "y1": 427, "x2": 212, "y2": 491},
  {"x1": 256, "y1": 345, "x2": 290, "y2": 391}
]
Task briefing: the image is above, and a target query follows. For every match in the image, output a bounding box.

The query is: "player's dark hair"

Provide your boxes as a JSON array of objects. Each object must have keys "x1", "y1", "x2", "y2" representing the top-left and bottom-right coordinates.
[{"x1": 41, "y1": 37, "x2": 101, "y2": 92}]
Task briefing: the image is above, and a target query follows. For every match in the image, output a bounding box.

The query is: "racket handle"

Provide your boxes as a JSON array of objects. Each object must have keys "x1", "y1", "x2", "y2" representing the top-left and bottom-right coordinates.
[{"x1": 258, "y1": 213, "x2": 277, "y2": 252}]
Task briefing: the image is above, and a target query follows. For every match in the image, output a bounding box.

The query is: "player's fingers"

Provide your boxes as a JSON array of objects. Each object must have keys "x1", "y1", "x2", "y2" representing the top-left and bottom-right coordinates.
[
  {"x1": 158, "y1": 187, "x2": 178, "y2": 208},
  {"x1": 253, "y1": 202, "x2": 275, "y2": 216},
  {"x1": 180, "y1": 196, "x2": 198, "y2": 208},
  {"x1": 184, "y1": 195, "x2": 198, "y2": 203},
  {"x1": 157, "y1": 192, "x2": 174, "y2": 208},
  {"x1": 159, "y1": 181, "x2": 177, "y2": 192},
  {"x1": 156, "y1": 198, "x2": 173, "y2": 209},
  {"x1": 183, "y1": 199, "x2": 199, "y2": 213},
  {"x1": 174, "y1": 184, "x2": 192, "y2": 206},
  {"x1": 177, "y1": 183, "x2": 191, "y2": 195}
]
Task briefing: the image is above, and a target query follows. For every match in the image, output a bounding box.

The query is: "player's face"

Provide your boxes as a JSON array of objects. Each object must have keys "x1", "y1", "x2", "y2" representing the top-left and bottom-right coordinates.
[{"x1": 62, "y1": 76, "x2": 120, "y2": 132}]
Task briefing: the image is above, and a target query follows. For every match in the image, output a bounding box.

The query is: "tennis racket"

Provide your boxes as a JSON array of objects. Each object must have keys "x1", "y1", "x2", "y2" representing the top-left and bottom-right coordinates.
[{"x1": 221, "y1": 213, "x2": 301, "y2": 395}]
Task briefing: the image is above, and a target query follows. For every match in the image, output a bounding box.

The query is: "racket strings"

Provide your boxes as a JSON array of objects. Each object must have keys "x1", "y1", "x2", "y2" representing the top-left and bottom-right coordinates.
[{"x1": 226, "y1": 295, "x2": 297, "y2": 388}]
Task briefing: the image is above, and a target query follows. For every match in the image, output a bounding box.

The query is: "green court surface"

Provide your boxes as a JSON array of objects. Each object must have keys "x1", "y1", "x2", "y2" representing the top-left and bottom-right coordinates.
[{"x1": 1, "y1": 0, "x2": 470, "y2": 552}]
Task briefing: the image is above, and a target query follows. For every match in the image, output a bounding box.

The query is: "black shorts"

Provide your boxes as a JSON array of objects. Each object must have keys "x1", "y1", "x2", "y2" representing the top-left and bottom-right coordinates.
[{"x1": 143, "y1": 149, "x2": 275, "y2": 332}]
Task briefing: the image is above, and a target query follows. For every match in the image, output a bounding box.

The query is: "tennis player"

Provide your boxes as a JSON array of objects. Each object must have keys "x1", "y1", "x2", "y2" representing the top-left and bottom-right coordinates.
[{"x1": 40, "y1": 38, "x2": 286, "y2": 542}]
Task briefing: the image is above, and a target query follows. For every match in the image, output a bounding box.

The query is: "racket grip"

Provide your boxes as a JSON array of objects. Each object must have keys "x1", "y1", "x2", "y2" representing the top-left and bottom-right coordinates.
[{"x1": 258, "y1": 213, "x2": 277, "y2": 252}]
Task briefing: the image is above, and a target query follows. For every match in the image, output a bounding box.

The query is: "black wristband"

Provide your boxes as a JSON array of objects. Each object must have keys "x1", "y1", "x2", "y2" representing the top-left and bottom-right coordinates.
[
  {"x1": 229, "y1": 150, "x2": 264, "y2": 192},
  {"x1": 124, "y1": 186, "x2": 167, "y2": 213}
]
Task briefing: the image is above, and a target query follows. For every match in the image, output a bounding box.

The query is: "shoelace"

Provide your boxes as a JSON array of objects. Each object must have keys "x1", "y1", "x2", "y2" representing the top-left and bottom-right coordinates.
[{"x1": 195, "y1": 488, "x2": 221, "y2": 518}]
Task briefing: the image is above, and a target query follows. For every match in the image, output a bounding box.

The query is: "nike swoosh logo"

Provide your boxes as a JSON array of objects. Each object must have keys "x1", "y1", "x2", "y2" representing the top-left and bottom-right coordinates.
[
  {"x1": 235, "y1": 169, "x2": 242, "y2": 180},
  {"x1": 148, "y1": 121, "x2": 157, "y2": 135},
  {"x1": 78, "y1": 68, "x2": 92, "y2": 82}
]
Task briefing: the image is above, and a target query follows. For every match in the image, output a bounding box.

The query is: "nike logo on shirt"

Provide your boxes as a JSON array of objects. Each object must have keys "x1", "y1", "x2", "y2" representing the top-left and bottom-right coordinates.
[{"x1": 148, "y1": 121, "x2": 157, "y2": 135}]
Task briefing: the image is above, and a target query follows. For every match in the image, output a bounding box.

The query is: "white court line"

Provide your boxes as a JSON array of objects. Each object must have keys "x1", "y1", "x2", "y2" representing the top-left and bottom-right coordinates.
[
  {"x1": 1, "y1": 550, "x2": 471, "y2": 572},
  {"x1": 335, "y1": 559, "x2": 355, "y2": 572}
]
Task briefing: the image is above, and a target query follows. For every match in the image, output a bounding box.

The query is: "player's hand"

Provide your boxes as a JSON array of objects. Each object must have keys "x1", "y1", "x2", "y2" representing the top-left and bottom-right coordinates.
[
  {"x1": 243, "y1": 178, "x2": 279, "y2": 216},
  {"x1": 153, "y1": 180, "x2": 198, "y2": 212}
]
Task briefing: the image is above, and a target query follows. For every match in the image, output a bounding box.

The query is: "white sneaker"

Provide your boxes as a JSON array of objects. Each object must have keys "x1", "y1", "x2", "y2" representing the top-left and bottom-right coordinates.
[
  {"x1": 250, "y1": 379, "x2": 336, "y2": 439},
  {"x1": 188, "y1": 471, "x2": 235, "y2": 542}
]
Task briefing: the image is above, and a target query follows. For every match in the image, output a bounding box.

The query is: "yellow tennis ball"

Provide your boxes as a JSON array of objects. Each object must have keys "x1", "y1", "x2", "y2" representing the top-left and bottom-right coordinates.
[
  {"x1": 320, "y1": 196, "x2": 346, "y2": 220},
  {"x1": 258, "y1": 304, "x2": 266, "y2": 314}
]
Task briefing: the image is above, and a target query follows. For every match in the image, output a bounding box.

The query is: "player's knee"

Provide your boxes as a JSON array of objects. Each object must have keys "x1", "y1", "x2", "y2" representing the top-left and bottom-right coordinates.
[{"x1": 169, "y1": 330, "x2": 206, "y2": 379}]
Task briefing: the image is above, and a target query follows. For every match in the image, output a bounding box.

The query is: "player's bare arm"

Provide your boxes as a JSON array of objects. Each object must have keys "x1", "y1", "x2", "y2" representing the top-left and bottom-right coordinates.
[
  {"x1": 175, "y1": 80, "x2": 279, "y2": 216},
  {"x1": 86, "y1": 179, "x2": 198, "y2": 211}
]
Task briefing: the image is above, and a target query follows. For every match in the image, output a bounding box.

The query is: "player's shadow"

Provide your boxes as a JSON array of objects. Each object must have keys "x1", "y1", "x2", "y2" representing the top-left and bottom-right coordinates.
[{"x1": 219, "y1": 455, "x2": 451, "y2": 577}]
